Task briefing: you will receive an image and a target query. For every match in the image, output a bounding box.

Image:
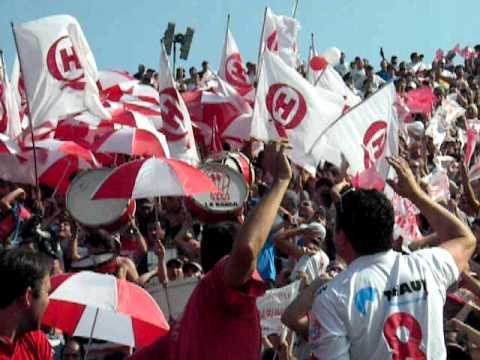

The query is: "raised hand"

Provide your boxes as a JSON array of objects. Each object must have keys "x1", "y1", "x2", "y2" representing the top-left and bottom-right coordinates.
[
  {"x1": 262, "y1": 141, "x2": 292, "y2": 182},
  {"x1": 386, "y1": 156, "x2": 423, "y2": 199}
]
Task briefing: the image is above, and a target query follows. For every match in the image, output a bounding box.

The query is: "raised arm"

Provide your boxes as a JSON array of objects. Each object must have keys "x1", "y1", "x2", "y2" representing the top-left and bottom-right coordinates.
[
  {"x1": 387, "y1": 157, "x2": 476, "y2": 273},
  {"x1": 461, "y1": 162, "x2": 480, "y2": 214},
  {"x1": 224, "y1": 142, "x2": 292, "y2": 288}
]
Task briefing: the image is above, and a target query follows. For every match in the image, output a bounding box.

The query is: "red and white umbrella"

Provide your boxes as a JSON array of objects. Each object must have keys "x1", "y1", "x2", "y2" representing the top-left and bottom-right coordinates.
[
  {"x1": 91, "y1": 127, "x2": 170, "y2": 158},
  {"x1": 92, "y1": 157, "x2": 218, "y2": 199},
  {"x1": 30, "y1": 139, "x2": 98, "y2": 193},
  {"x1": 99, "y1": 108, "x2": 157, "y2": 132},
  {"x1": 43, "y1": 271, "x2": 169, "y2": 348}
]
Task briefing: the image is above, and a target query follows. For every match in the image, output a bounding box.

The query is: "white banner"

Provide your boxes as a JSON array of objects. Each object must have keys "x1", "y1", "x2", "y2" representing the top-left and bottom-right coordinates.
[{"x1": 256, "y1": 280, "x2": 301, "y2": 339}]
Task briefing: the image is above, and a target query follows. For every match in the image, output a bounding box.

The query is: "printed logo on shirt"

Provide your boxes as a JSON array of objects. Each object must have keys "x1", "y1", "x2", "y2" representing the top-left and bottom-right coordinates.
[
  {"x1": 383, "y1": 279, "x2": 428, "y2": 304},
  {"x1": 354, "y1": 287, "x2": 378, "y2": 316}
]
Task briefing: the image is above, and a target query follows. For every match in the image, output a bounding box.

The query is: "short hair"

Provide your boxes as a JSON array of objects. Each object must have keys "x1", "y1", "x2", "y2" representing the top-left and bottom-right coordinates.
[
  {"x1": 200, "y1": 222, "x2": 240, "y2": 272},
  {"x1": 336, "y1": 189, "x2": 394, "y2": 256},
  {"x1": 0, "y1": 248, "x2": 51, "y2": 308}
]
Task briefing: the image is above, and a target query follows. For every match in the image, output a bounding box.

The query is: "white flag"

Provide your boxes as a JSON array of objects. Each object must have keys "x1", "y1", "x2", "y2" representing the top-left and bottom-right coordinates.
[
  {"x1": 311, "y1": 83, "x2": 399, "y2": 178},
  {"x1": 0, "y1": 56, "x2": 22, "y2": 139},
  {"x1": 218, "y1": 28, "x2": 253, "y2": 98},
  {"x1": 315, "y1": 65, "x2": 361, "y2": 108},
  {"x1": 252, "y1": 50, "x2": 343, "y2": 160},
  {"x1": 13, "y1": 15, "x2": 110, "y2": 129},
  {"x1": 158, "y1": 44, "x2": 199, "y2": 164},
  {"x1": 10, "y1": 57, "x2": 29, "y2": 130},
  {"x1": 261, "y1": 8, "x2": 300, "y2": 68}
]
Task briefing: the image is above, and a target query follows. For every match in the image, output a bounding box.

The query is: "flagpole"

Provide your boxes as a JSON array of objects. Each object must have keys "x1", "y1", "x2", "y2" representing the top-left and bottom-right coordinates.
[
  {"x1": 10, "y1": 22, "x2": 39, "y2": 188},
  {"x1": 292, "y1": 0, "x2": 300, "y2": 18},
  {"x1": 0, "y1": 50, "x2": 6, "y2": 82},
  {"x1": 256, "y1": 7, "x2": 268, "y2": 83},
  {"x1": 226, "y1": 14, "x2": 231, "y2": 36},
  {"x1": 311, "y1": 33, "x2": 316, "y2": 54}
]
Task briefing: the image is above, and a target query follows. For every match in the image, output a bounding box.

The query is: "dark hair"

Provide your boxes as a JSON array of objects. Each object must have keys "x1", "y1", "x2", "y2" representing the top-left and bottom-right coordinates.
[
  {"x1": 0, "y1": 248, "x2": 51, "y2": 308},
  {"x1": 336, "y1": 189, "x2": 394, "y2": 256},
  {"x1": 85, "y1": 229, "x2": 116, "y2": 251},
  {"x1": 61, "y1": 338, "x2": 85, "y2": 359},
  {"x1": 200, "y1": 222, "x2": 240, "y2": 272}
]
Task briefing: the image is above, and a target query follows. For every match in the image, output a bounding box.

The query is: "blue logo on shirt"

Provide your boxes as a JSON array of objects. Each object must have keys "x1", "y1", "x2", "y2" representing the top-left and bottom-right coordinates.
[{"x1": 355, "y1": 287, "x2": 378, "y2": 316}]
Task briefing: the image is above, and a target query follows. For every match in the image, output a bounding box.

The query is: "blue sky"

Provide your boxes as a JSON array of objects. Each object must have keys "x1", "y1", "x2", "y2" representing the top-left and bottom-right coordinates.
[{"x1": 1, "y1": 0, "x2": 480, "y2": 74}]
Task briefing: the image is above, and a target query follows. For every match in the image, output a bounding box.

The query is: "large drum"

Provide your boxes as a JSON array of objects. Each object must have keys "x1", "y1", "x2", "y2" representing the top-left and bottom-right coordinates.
[
  {"x1": 206, "y1": 151, "x2": 255, "y2": 187},
  {"x1": 70, "y1": 253, "x2": 116, "y2": 273},
  {"x1": 67, "y1": 168, "x2": 136, "y2": 231},
  {"x1": 187, "y1": 163, "x2": 249, "y2": 223}
]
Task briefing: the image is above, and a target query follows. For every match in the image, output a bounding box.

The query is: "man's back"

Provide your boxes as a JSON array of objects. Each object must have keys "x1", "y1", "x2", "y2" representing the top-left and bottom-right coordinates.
[
  {"x1": 130, "y1": 256, "x2": 267, "y2": 360},
  {"x1": 310, "y1": 248, "x2": 458, "y2": 360}
]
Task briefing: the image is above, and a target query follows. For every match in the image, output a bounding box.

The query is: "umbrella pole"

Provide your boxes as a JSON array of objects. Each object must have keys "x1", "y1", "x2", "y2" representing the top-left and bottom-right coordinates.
[
  {"x1": 163, "y1": 284, "x2": 173, "y2": 322},
  {"x1": 84, "y1": 308, "x2": 100, "y2": 360},
  {"x1": 50, "y1": 159, "x2": 72, "y2": 199}
]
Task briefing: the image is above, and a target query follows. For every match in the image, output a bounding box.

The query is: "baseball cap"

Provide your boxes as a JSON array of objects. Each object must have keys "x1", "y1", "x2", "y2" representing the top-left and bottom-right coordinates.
[{"x1": 307, "y1": 222, "x2": 326, "y2": 240}]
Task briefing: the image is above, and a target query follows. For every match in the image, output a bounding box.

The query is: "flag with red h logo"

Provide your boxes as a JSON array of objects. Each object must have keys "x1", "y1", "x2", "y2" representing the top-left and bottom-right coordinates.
[
  {"x1": 158, "y1": 43, "x2": 199, "y2": 164},
  {"x1": 12, "y1": 15, "x2": 110, "y2": 129},
  {"x1": 251, "y1": 50, "x2": 344, "y2": 158}
]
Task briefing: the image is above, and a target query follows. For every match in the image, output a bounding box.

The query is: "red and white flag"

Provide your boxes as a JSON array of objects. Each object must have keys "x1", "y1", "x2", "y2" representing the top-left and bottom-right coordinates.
[
  {"x1": 252, "y1": 50, "x2": 344, "y2": 162},
  {"x1": 158, "y1": 44, "x2": 199, "y2": 164},
  {"x1": 218, "y1": 28, "x2": 254, "y2": 99},
  {"x1": 311, "y1": 83, "x2": 399, "y2": 182},
  {"x1": 261, "y1": 8, "x2": 300, "y2": 68},
  {"x1": 200, "y1": 74, "x2": 252, "y2": 150},
  {"x1": 13, "y1": 15, "x2": 110, "y2": 129},
  {"x1": 10, "y1": 57, "x2": 29, "y2": 130},
  {"x1": 0, "y1": 56, "x2": 22, "y2": 139}
]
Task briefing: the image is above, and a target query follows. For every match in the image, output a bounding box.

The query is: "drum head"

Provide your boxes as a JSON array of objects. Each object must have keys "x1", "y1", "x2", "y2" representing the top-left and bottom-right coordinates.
[
  {"x1": 191, "y1": 163, "x2": 248, "y2": 214},
  {"x1": 67, "y1": 169, "x2": 129, "y2": 227},
  {"x1": 71, "y1": 253, "x2": 115, "y2": 270}
]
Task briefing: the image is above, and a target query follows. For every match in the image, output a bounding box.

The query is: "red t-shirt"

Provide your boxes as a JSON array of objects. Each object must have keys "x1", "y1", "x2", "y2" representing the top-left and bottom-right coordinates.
[
  {"x1": 0, "y1": 330, "x2": 52, "y2": 360},
  {"x1": 129, "y1": 256, "x2": 267, "y2": 360}
]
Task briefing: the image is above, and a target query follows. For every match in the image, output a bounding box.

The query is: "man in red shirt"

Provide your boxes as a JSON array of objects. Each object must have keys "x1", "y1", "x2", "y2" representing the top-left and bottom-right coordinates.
[
  {"x1": 0, "y1": 248, "x2": 53, "y2": 359},
  {"x1": 130, "y1": 142, "x2": 292, "y2": 360}
]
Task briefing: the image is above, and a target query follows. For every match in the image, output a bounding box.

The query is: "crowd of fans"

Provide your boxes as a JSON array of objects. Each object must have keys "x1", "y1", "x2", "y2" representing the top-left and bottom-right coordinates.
[{"x1": 2, "y1": 45, "x2": 480, "y2": 360}]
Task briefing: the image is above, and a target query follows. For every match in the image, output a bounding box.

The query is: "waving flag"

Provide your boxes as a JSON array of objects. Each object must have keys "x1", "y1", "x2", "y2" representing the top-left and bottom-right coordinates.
[
  {"x1": 315, "y1": 65, "x2": 361, "y2": 109},
  {"x1": 405, "y1": 87, "x2": 436, "y2": 115},
  {"x1": 0, "y1": 56, "x2": 22, "y2": 139},
  {"x1": 311, "y1": 83, "x2": 399, "y2": 183},
  {"x1": 219, "y1": 27, "x2": 254, "y2": 98},
  {"x1": 12, "y1": 15, "x2": 110, "y2": 129},
  {"x1": 158, "y1": 44, "x2": 199, "y2": 164},
  {"x1": 261, "y1": 7, "x2": 300, "y2": 68},
  {"x1": 252, "y1": 50, "x2": 343, "y2": 163},
  {"x1": 10, "y1": 57, "x2": 29, "y2": 130}
]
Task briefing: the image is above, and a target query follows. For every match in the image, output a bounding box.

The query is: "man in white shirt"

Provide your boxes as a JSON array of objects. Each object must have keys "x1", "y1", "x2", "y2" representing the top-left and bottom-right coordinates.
[{"x1": 308, "y1": 156, "x2": 476, "y2": 359}]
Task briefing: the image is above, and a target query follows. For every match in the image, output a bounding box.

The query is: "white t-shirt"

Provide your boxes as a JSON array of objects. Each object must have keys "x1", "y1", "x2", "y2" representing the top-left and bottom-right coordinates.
[
  {"x1": 291, "y1": 250, "x2": 330, "y2": 283},
  {"x1": 309, "y1": 248, "x2": 459, "y2": 360}
]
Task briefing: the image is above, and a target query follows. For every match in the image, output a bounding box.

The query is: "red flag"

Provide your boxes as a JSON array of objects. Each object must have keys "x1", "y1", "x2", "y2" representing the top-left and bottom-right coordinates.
[
  {"x1": 405, "y1": 87, "x2": 436, "y2": 114},
  {"x1": 435, "y1": 49, "x2": 444, "y2": 61}
]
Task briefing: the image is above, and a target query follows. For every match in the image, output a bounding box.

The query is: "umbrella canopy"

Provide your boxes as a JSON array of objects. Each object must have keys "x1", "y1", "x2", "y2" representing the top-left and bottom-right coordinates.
[
  {"x1": 43, "y1": 271, "x2": 169, "y2": 348},
  {"x1": 32, "y1": 139, "x2": 98, "y2": 193},
  {"x1": 92, "y1": 157, "x2": 218, "y2": 199},
  {"x1": 91, "y1": 127, "x2": 170, "y2": 158}
]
